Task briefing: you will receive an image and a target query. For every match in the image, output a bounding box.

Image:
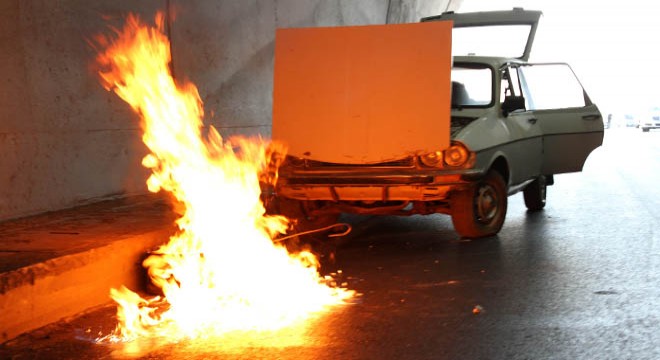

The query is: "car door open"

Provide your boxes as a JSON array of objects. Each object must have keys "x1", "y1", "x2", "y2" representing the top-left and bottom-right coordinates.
[{"x1": 518, "y1": 63, "x2": 604, "y2": 174}]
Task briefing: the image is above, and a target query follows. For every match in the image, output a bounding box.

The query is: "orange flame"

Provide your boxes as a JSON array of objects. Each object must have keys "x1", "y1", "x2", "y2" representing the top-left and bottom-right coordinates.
[{"x1": 96, "y1": 13, "x2": 353, "y2": 341}]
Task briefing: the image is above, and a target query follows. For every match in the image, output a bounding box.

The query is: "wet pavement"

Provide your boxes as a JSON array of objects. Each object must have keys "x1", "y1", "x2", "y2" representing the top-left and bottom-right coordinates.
[{"x1": 1, "y1": 128, "x2": 659, "y2": 359}]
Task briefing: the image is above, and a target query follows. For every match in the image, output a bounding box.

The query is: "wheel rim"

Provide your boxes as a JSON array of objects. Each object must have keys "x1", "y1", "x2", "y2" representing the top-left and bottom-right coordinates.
[{"x1": 475, "y1": 184, "x2": 499, "y2": 224}]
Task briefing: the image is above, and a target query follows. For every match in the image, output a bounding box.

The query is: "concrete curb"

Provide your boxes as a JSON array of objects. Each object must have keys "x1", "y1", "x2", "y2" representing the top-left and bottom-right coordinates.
[{"x1": 0, "y1": 228, "x2": 171, "y2": 343}]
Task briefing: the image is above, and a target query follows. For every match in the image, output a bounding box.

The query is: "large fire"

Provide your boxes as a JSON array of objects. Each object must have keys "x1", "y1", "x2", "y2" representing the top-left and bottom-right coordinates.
[{"x1": 95, "y1": 13, "x2": 353, "y2": 341}]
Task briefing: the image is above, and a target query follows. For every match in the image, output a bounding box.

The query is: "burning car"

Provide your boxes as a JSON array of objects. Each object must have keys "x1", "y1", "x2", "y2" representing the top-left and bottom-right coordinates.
[{"x1": 269, "y1": 9, "x2": 604, "y2": 239}]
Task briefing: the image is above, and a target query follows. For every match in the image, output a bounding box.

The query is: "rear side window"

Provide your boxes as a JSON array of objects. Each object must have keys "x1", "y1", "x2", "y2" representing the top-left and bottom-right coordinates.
[{"x1": 519, "y1": 63, "x2": 586, "y2": 110}]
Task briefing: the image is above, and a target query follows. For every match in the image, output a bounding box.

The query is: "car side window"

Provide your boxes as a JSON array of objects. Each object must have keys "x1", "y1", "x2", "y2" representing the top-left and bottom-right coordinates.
[{"x1": 518, "y1": 63, "x2": 586, "y2": 110}]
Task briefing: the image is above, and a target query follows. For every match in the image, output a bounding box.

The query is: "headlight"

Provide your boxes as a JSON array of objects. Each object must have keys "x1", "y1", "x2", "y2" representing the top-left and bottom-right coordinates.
[
  {"x1": 443, "y1": 142, "x2": 469, "y2": 167},
  {"x1": 420, "y1": 151, "x2": 442, "y2": 167},
  {"x1": 419, "y1": 142, "x2": 472, "y2": 168}
]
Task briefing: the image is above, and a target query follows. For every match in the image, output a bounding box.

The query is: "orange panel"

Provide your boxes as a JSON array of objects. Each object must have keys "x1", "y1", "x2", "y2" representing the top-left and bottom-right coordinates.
[{"x1": 272, "y1": 21, "x2": 452, "y2": 164}]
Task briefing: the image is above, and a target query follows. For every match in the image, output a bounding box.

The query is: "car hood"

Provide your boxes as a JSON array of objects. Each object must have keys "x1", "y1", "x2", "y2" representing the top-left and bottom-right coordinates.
[{"x1": 422, "y1": 8, "x2": 542, "y2": 61}]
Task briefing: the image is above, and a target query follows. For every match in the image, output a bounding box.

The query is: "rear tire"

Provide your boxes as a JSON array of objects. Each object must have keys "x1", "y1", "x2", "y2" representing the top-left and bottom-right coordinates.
[
  {"x1": 450, "y1": 170, "x2": 507, "y2": 238},
  {"x1": 642, "y1": 127, "x2": 650, "y2": 132},
  {"x1": 523, "y1": 175, "x2": 547, "y2": 211}
]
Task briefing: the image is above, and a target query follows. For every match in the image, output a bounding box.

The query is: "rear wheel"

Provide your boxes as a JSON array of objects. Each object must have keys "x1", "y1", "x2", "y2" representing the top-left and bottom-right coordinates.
[
  {"x1": 642, "y1": 127, "x2": 650, "y2": 132},
  {"x1": 450, "y1": 170, "x2": 507, "y2": 238},
  {"x1": 523, "y1": 175, "x2": 547, "y2": 211}
]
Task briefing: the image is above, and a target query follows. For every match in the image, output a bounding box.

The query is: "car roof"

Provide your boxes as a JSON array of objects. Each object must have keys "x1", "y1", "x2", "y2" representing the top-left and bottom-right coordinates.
[{"x1": 421, "y1": 8, "x2": 542, "y2": 61}]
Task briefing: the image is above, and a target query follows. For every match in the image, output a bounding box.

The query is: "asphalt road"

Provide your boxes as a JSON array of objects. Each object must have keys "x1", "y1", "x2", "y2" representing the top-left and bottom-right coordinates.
[{"x1": 2, "y1": 127, "x2": 659, "y2": 360}]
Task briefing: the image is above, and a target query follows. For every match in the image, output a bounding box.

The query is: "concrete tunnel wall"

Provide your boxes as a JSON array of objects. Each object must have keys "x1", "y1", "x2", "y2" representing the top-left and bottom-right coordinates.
[{"x1": 0, "y1": 0, "x2": 457, "y2": 221}]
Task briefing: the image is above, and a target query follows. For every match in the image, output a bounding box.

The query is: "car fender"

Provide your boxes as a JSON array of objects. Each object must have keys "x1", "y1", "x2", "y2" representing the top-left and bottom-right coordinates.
[
  {"x1": 454, "y1": 114, "x2": 511, "y2": 177},
  {"x1": 454, "y1": 112, "x2": 510, "y2": 151}
]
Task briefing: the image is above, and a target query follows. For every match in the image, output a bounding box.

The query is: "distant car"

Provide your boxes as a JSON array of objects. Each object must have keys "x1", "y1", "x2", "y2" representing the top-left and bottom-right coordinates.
[
  {"x1": 639, "y1": 109, "x2": 660, "y2": 132},
  {"x1": 272, "y1": 9, "x2": 604, "y2": 238}
]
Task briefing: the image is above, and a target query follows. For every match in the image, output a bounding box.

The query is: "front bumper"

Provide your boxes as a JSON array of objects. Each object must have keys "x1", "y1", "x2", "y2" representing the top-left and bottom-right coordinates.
[{"x1": 277, "y1": 167, "x2": 482, "y2": 201}]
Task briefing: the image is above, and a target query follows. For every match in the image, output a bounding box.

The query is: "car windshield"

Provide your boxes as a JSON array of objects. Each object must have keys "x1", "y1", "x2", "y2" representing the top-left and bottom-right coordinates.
[
  {"x1": 452, "y1": 25, "x2": 531, "y2": 58},
  {"x1": 451, "y1": 65, "x2": 492, "y2": 108}
]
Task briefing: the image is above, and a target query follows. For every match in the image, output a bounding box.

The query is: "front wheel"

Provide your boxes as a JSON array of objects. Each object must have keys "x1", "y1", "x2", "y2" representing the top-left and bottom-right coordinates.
[
  {"x1": 523, "y1": 175, "x2": 547, "y2": 211},
  {"x1": 450, "y1": 170, "x2": 507, "y2": 238}
]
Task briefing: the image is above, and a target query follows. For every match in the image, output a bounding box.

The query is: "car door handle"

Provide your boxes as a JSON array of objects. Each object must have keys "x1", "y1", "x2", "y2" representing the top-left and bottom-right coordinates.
[
  {"x1": 582, "y1": 114, "x2": 601, "y2": 121},
  {"x1": 528, "y1": 118, "x2": 538, "y2": 124}
]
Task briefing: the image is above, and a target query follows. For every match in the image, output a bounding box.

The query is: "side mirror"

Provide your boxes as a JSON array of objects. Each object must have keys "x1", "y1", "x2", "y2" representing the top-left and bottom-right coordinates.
[{"x1": 502, "y1": 95, "x2": 526, "y2": 116}]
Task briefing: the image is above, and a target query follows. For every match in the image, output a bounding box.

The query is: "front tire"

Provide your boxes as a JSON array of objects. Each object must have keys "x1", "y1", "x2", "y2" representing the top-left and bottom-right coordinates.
[
  {"x1": 523, "y1": 175, "x2": 547, "y2": 211},
  {"x1": 450, "y1": 170, "x2": 507, "y2": 238}
]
